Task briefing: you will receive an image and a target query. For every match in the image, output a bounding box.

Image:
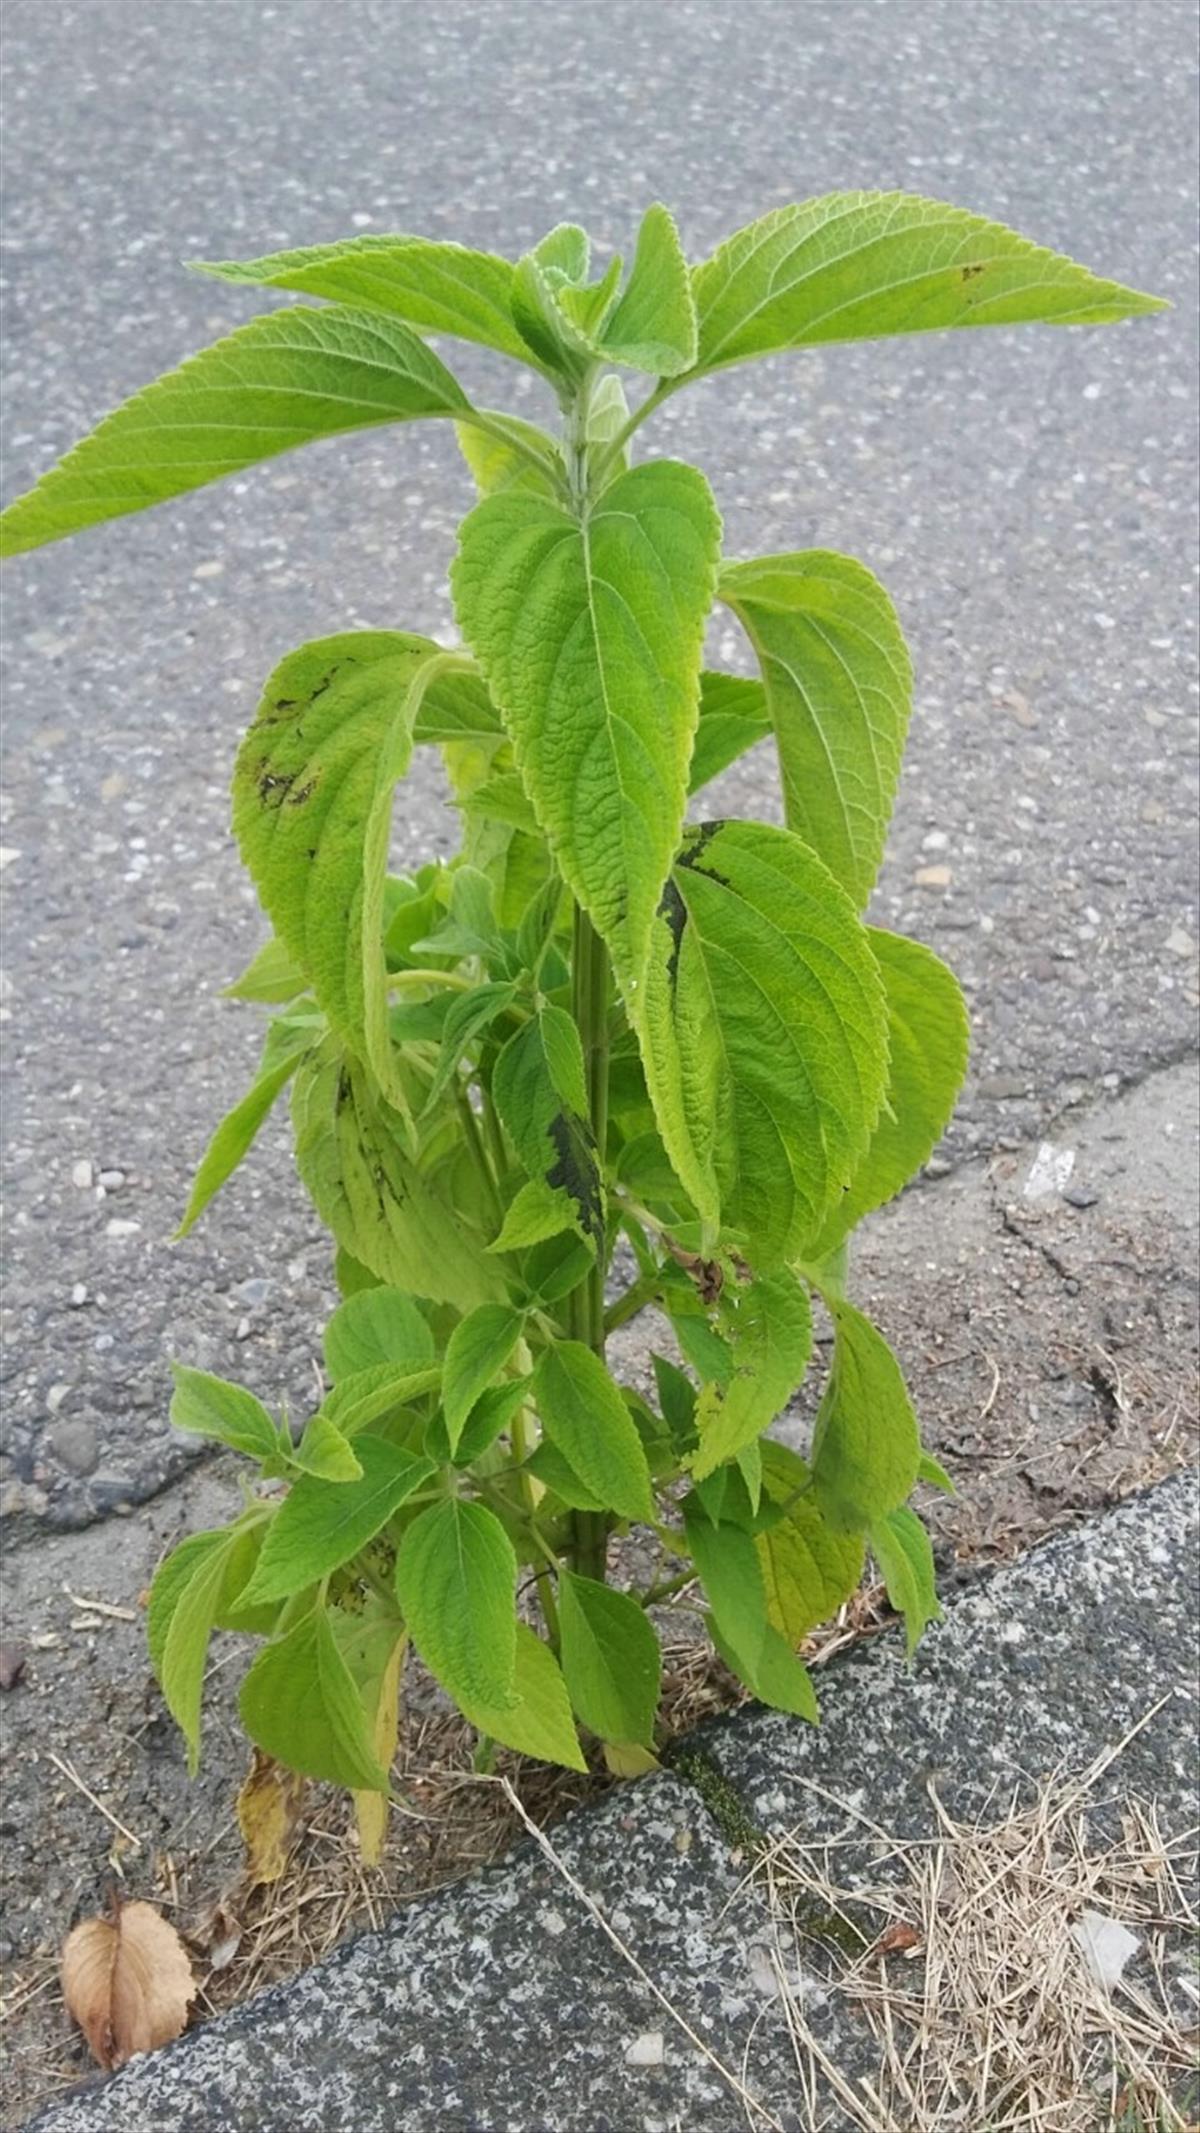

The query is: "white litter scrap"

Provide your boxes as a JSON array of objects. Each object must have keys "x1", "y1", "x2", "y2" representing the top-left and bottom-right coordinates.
[
  {"x1": 1023, "y1": 1140, "x2": 1076, "y2": 1200},
  {"x1": 623, "y1": 2030, "x2": 665, "y2": 2067},
  {"x1": 1070, "y1": 1908, "x2": 1141, "y2": 1990}
]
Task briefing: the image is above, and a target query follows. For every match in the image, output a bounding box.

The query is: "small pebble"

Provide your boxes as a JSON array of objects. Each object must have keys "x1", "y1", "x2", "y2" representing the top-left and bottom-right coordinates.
[
  {"x1": 97, "y1": 1168, "x2": 126, "y2": 1190},
  {"x1": 105, "y1": 1218, "x2": 141, "y2": 1238},
  {"x1": 914, "y1": 864, "x2": 952, "y2": 888},
  {"x1": 71, "y1": 1160, "x2": 93, "y2": 1190},
  {"x1": 624, "y1": 2032, "x2": 665, "y2": 2068},
  {"x1": 69, "y1": 1283, "x2": 89, "y2": 1308}
]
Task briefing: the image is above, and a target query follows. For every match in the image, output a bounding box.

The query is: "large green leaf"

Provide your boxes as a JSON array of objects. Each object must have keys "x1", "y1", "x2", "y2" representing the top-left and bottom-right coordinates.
[
  {"x1": 689, "y1": 191, "x2": 1165, "y2": 379},
  {"x1": 558, "y1": 1572, "x2": 661, "y2": 1749},
  {"x1": 456, "y1": 413, "x2": 564, "y2": 501},
  {"x1": 193, "y1": 234, "x2": 538, "y2": 366},
  {"x1": 683, "y1": 1497, "x2": 818, "y2": 1720},
  {"x1": 455, "y1": 1622, "x2": 586, "y2": 1772},
  {"x1": 232, "y1": 632, "x2": 469, "y2": 1110},
  {"x1": 810, "y1": 929, "x2": 969, "y2": 1259},
  {"x1": 870, "y1": 1505, "x2": 941, "y2": 1655},
  {"x1": 691, "y1": 1271, "x2": 813, "y2": 1479},
  {"x1": 240, "y1": 1604, "x2": 389, "y2": 1790},
  {"x1": 452, "y1": 462, "x2": 721, "y2": 989},
  {"x1": 635, "y1": 820, "x2": 888, "y2": 1265},
  {"x1": 755, "y1": 1443, "x2": 865, "y2": 1643},
  {"x1": 718, "y1": 553, "x2": 912, "y2": 906},
  {"x1": 596, "y1": 205, "x2": 697, "y2": 376},
  {"x1": 0, "y1": 307, "x2": 471, "y2": 557},
  {"x1": 492, "y1": 1008, "x2": 602, "y2": 1254},
  {"x1": 811, "y1": 1299, "x2": 920, "y2": 1530},
  {"x1": 149, "y1": 1524, "x2": 270, "y2": 1770},
  {"x1": 532, "y1": 1342, "x2": 656, "y2": 1524},
  {"x1": 292, "y1": 1044, "x2": 505, "y2": 1310},
  {"x1": 394, "y1": 1498, "x2": 518, "y2": 1710},
  {"x1": 245, "y1": 1437, "x2": 435, "y2": 1603}
]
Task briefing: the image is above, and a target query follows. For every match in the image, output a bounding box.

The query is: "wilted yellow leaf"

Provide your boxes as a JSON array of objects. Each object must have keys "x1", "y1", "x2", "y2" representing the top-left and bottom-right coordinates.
[
  {"x1": 353, "y1": 1634, "x2": 406, "y2": 1867},
  {"x1": 61, "y1": 1897, "x2": 195, "y2": 2070},
  {"x1": 602, "y1": 1740, "x2": 660, "y2": 1778},
  {"x1": 236, "y1": 1750, "x2": 307, "y2": 1887}
]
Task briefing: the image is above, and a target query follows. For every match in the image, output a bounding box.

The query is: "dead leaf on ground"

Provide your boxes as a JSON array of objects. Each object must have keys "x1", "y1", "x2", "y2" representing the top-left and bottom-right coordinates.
[
  {"x1": 61, "y1": 1896, "x2": 195, "y2": 2069},
  {"x1": 236, "y1": 1751, "x2": 307, "y2": 1888},
  {"x1": 868, "y1": 1921, "x2": 924, "y2": 1960}
]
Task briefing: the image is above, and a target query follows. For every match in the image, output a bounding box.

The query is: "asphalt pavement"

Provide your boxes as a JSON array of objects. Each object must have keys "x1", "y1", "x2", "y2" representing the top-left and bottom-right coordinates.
[{"x1": 2, "y1": 0, "x2": 1197, "y2": 1532}]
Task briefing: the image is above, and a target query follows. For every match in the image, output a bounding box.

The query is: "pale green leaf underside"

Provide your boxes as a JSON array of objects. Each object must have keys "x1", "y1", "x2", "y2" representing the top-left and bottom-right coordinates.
[
  {"x1": 323, "y1": 1285, "x2": 434, "y2": 1382},
  {"x1": 636, "y1": 820, "x2": 888, "y2": 1266},
  {"x1": 719, "y1": 551, "x2": 912, "y2": 907},
  {"x1": 0, "y1": 307, "x2": 469, "y2": 557},
  {"x1": 811, "y1": 1298, "x2": 920, "y2": 1530},
  {"x1": 756, "y1": 1443, "x2": 866, "y2": 1644},
  {"x1": 810, "y1": 928, "x2": 969, "y2": 1258},
  {"x1": 292, "y1": 1045, "x2": 505, "y2": 1310},
  {"x1": 690, "y1": 190, "x2": 1165, "y2": 377},
  {"x1": 176, "y1": 1023, "x2": 312, "y2": 1238},
  {"x1": 169, "y1": 1363, "x2": 279, "y2": 1463},
  {"x1": 194, "y1": 234, "x2": 536, "y2": 366},
  {"x1": 451, "y1": 461, "x2": 721, "y2": 990}
]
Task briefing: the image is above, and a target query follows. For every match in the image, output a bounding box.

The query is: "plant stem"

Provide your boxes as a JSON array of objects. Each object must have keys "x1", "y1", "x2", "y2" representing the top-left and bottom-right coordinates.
[
  {"x1": 603, "y1": 1270, "x2": 661, "y2": 1336},
  {"x1": 455, "y1": 1088, "x2": 503, "y2": 1229},
  {"x1": 510, "y1": 1400, "x2": 561, "y2": 1649},
  {"x1": 566, "y1": 899, "x2": 613, "y2": 1582}
]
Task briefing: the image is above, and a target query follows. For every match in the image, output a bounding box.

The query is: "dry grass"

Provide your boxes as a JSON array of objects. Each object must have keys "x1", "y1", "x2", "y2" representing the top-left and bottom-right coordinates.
[{"x1": 750, "y1": 1709, "x2": 1200, "y2": 2132}]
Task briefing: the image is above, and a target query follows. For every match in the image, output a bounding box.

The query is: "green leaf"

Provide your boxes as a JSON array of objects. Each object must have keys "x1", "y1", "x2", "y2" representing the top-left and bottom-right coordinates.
[
  {"x1": 755, "y1": 1443, "x2": 865, "y2": 1643},
  {"x1": 463, "y1": 772, "x2": 541, "y2": 836},
  {"x1": 411, "y1": 666, "x2": 504, "y2": 745},
  {"x1": 917, "y1": 1449, "x2": 955, "y2": 1496},
  {"x1": 683, "y1": 1502, "x2": 766, "y2": 1660},
  {"x1": 492, "y1": 1010, "x2": 602, "y2": 1254},
  {"x1": 709, "y1": 1614, "x2": 819, "y2": 1721},
  {"x1": 810, "y1": 929, "x2": 970, "y2": 1258},
  {"x1": 176, "y1": 1017, "x2": 314, "y2": 1238},
  {"x1": 532, "y1": 1343, "x2": 656, "y2": 1524},
  {"x1": 811, "y1": 1299, "x2": 920, "y2": 1530},
  {"x1": 323, "y1": 1286, "x2": 435, "y2": 1383},
  {"x1": 318, "y1": 1361, "x2": 442, "y2": 1438},
  {"x1": 718, "y1": 552, "x2": 912, "y2": 906},
  {"x1": 525, "y1": 1439, "x2": 606, "y2": 1512},
  {"x1": 558, "y1": 1572, "x2": 661, "y2": 1749},
  {"x1": 0, "y1": 307, "x2": 472, "y2": 558},
  {"x1": 232, "y1": 632, "x2": 465, "y2": 1112},
  {"x1": 423, "y1": 983, "x2": 521, "y2": 1112},
  {"x1": 689, "y1": 191, "x2": 1165, "y2": 380},
  {"x1": 456, "y1": 413, "x2": 564, "y2": 500},
  {"x1": 426, "y1": 1375, "x2": 531, "y2": 1467},
  {"x1": 452, "y1": 461, "x2": 721, "y2": 990},
  {"x1": 689, "y1": 672, "x2": 771, "y2": 794},
  {"x1": 394, "y1": 1498, "x2": 518, "y2": 1709},
  {"x1": 635, "y1": 820, "x2": 888, "y2": 1265},
  {"x1": 292, "y1": 1045, "x2": 505, "y2": 1309},
  {"x1": 691, "y1": 1271, "x2": 813, "y2": 1479},
  {"x1": 245, "y1": 1437, "x2": 435, "y2": 1603},
  {"x1": 193, "y1": 234, "x2": 538, "y2": 366},
  {"x1": 442, "y1": 1304, "x2": 524, "y2": 1455},
  {"x1": 288, "y1": 1410, "x2": 363, "y2": 1482},
  {"x1": 157, "y1": 1535, "x2": 237, "y2": 1774},
  {"x1": 225, "y1": 936, "x2": 307, "y2": 1004},
  {"x1": 240, "y1": 1604, "x2": 388, "y2": 1790},
  {"x1": 652, "y1": 1355, "x2": 698, "y2": 1451},
  {"x1": 596, "y1": 205, "x2": 697, "y2": 376},
  {"x1": 871, "y1": 1506, "x2": 941, "y2": 1656},
  {"x1": 455, "y1": 1622, "x2": 586, "y2": 1772},
  {"x1": 488, "y1": 1178, "x2": 576, "y2": 1253},
  {"x1": 168, "y1": 1364, "x2": 279, "y2": 1464}
]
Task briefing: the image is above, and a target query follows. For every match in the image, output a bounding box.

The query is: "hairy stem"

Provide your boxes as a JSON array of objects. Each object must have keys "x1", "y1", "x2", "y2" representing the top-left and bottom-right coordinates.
[
  {"x1": 567, "y1": 900, "x2": 612, "y2": 1582},
  {"x1": 603, "y1": 1269, "x2": 661, "y2": 1336}
]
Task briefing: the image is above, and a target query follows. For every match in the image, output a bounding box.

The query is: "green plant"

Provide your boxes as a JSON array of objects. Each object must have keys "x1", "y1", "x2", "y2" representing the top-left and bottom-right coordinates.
[{"x1": 1, "y1": 195, "x2": 1162, "y2": 1820}]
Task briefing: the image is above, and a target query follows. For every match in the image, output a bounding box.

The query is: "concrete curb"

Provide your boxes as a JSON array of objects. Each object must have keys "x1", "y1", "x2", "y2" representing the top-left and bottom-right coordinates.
[{"x1": 28, "y1": 1471, "x2": 1199, "y2": 2133}]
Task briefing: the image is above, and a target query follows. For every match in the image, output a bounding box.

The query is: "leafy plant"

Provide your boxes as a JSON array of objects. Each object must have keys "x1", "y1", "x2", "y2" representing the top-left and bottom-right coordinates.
[{"x1": 1, "y1": 195, "x2": 1161, "y2": 1818}]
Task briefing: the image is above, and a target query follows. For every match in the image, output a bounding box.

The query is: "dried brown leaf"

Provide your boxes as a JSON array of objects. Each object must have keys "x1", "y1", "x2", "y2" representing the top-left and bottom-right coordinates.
[
  {"x1": 61, "y1": 1898, "x2": 195, "y2": 2069},
  {"x1": 868, "y1": 1920, "x2": 924, "y2": 1960},
  {"x1": 236, "y1": 1751, "x2": 307, "y2": 1888}
]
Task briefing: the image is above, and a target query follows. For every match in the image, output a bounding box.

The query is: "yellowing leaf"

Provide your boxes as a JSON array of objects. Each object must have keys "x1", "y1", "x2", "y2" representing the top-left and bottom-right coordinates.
[
  {"x1": 236, "y1": 1750, "x2": 308, "y2": 1888},
  {"x1": 354, "y1": 1634, "x2": 406, "y2": 1867},
  {"x1": 61, "y1": 1898, "x2": 196, "y2": 2071}
]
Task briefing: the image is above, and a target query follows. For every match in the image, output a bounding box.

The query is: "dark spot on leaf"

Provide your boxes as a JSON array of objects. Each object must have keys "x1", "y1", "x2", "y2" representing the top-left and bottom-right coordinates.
[
  {"x1": 545, "y1": 1110, "x2": 603, "y2": 1253},
  {"x1": 658, "y1": 876, "x2": 687, "y2": 991},
  {"x1": 287, "y1": 778, "x2": 317, "y2": 808},
  {"x1": 678, "y1": 820, "x2": 731, "y2": 889},
  {"x1": 961, "y1": 263, "x2": 986, "y2": 281}
]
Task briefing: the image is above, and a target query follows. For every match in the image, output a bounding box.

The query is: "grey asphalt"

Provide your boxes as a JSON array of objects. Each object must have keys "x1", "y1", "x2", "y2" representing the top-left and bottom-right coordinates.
[{"x1": 2, "y1": 0, "x2": 1198, "y2": 1532}]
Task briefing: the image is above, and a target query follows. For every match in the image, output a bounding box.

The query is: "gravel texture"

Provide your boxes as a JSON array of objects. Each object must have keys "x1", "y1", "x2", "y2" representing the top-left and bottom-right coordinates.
[
  {"x1": 1, "y1": 0, "x2": 1197, "y2": 1531},
  {"x1": 23, "y1": 1471, "x2": 1199, "y2": 2133}
]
